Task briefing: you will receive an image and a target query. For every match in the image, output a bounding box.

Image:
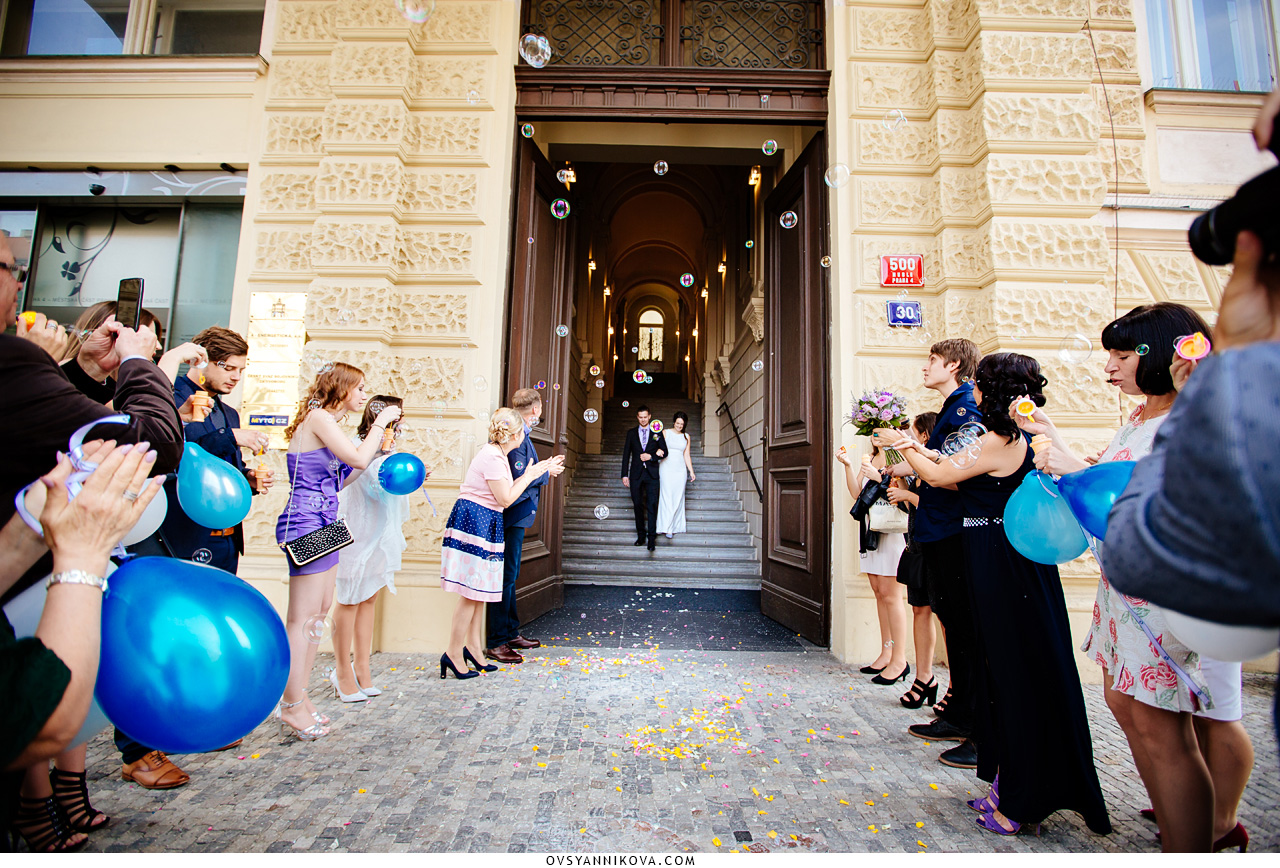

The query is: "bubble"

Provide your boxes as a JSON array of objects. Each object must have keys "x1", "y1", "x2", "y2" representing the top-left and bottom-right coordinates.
[
  {"x1": 1078, "y1": 375, "x2": 1094, "y2": 387},
  {"x1": 514, "y1": 459, "x2": 525, "y2": 472},
  {"x1": 397, "y1": 422, "x2": 415, "y2": 444},
  {"x1": 556, "y1": 169, "x2": 571, "y2": 184},
  {"x1": 310, "y1": 494, "x2": 327, "y2": 511},
  {"x1": 305, "y1": 614, "x2": 335, "y2": 644},
  {"x1": 649, "y1": 419, "x2": 663, "y2": 433},
  {"x1": 588, "y1": 364, "x2": 601, "y2": 377},
  {"x1": 745, "y1": 240, "x2": 754, "y2": 249},
  {"x1": 473, "y1": 375, "x2": 487, "y2": 392},
  {"x1": 631, "y1": 346, "x2": 639, "y2": 354},
  {"x1": 680, "y1": 273, "x2": 694, "y2": 288},
  {"x1": 519, "y1": 33, "x2": 552, "y2": 68},
  {"x1": 308, "y1": 398, "x2": 322, "y2": 410},
  {"x1": 824, "y1": 163, "x2": 851, "y2": 188},
  {"x1": 644, "y1": 375, "x2": 653, "y2": 384},
  {"x1": 319, "y1": 362, "x2": 335, "y2": 375},
  {"x1": 1058, "y1": 333, "x2": 1094, "y2": 365},
  {"x1": 328, "y1": 458, "x2": 342, "y2": 473},
  {"x1": 583, "y1": 409, "x2": 599, "y2": 423},
  {"x1": 553, "y1": 324, "x2": 570, "y2": 339},
  {"x1": 536, "y1": 380, "x2": 546, "y2": 389},
  {"x1": 408, "y1": 360, "x2": 423, "y2": 375},
  {"x1": 396, "y1": 0, "x2": 435, "y2": 23},
  {"x1": 467, "y1": 89, "x2": 480, "y2": 105},
  {"x1": 779, "y1": 211, "x2": 798, "y2": 229},
  {"x1": 191, "y1": 548, "x2": 212, "y2": 564},
  {"x1": 1135, "y1": 344, "x2": 1150, "y2": 356},
  {"x1": 653, "y1": 160, "x2": 669, "y2": 175},
  {"x1": 552, "y1": 383, "x2": 560, "y2": 391},
  {"x1": 527, "y1": 236, "x2": 535, "y2": 244},
  {"x1": 595, "y1": 378, "x2": 605, "y2": 389},
  {"x1": 594, "y1": 504, "x2": 610, "y2": 520},
  {"x1": 762, "y1": 139, "x2": 777, "y2": 156},
  {"x1": 621, "y1": 401, "x2": 630, "y2": 408},
  {"x1": 521, "y1": 123, "x2": 535, "y2": 138},
  {"x1": 760, "y1": 94, "x2": 769, "y2": 107},
  {"x1": 820, "y1": 255, "x2": 831, "y2": 268},
  {"x1": 337, "y1": 308, "x2": 355, "y2": 324},
  {"x1": 1012, "y1": 326, "x2": 1028, "y2": 339},
  {"x1": 551, "y1": 199, "x2": 571, "y2": 219},
  {"x1": 751, "y1": 360, "x2": 764, "y2": 372},
  {"x1": 897, "y1": 288, "x2": 909, "y2": 299},
  {"x1": 485, "y1": 554, "x2": 504, "y2": 573},
  {"x1": 633, "y1": 369, "x2": 647, "y2": 383},
  {"x1": 881, "y1": 109, "x2": 908, "y2": 132}
]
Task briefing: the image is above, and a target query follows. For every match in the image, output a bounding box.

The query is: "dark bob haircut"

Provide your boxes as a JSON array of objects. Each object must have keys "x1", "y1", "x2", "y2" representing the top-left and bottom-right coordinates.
[
  {"x1": 1101, "y1": 303, "x2": 1212, "y2": 397},
  {"x1": 974, "y1": 352, "x2": 1048, "y2": 443}
]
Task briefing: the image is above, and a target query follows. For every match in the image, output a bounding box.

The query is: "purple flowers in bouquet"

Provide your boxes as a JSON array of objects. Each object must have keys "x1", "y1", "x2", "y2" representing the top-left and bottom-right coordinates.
[{"x1": 850, "y1": 390, "x2": 909, "y2": 465}]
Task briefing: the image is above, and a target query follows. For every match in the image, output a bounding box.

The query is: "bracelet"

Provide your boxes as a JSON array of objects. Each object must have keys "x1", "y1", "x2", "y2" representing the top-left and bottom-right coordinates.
[{"x1": 46, "y1": 569, "x2": 109, "y2": 595}]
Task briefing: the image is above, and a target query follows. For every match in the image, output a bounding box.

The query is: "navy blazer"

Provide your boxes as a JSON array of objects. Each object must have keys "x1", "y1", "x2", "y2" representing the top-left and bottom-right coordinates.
[
  {"x1": 914, "y1": 382, "x2": 982, "y2": 543},
  {"x1": 159, "y1": 374, "x2": 256, "y2": 556},
  {"x1": 621, "y1": 426, "x2": 667, "y2": 482},
  {"x1": 504, "y1": 425, "x2": 550, "y2": 529}
]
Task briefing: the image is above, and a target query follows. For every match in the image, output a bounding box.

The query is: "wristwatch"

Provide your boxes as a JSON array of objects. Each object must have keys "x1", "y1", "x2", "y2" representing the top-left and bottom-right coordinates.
[{"x1": 46, "y1": 570, "x2": 109, "y2": 595}]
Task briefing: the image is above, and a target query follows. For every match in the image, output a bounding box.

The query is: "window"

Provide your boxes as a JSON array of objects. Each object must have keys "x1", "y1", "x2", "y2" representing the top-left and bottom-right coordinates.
[
  {"x1": 1, "y1": 0, "x2": 264, "y2": 57},
  {"x1": 1146, "y1": 0, "x2": 1277, "y2": 91},
  {"x1": 638, "y1": 309, "x2": 663, "y2": 362}
]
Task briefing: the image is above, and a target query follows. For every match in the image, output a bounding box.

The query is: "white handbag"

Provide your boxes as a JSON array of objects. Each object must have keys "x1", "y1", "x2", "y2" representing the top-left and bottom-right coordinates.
[{"x1": 868, "y1": 498, "x2": 909, "y2": 534}]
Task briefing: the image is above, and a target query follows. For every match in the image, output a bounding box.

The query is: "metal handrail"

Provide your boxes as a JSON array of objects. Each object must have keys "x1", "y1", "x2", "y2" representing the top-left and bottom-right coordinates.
[{"x1": 715, "y1": 401, "x2": 763, "y2": 503}]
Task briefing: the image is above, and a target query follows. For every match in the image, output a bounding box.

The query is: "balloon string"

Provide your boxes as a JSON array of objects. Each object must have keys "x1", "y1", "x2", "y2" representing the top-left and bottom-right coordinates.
[
  {"x1": 14, "y1": 414, "x2": 133, "y2": 538},
  {"x1": 1034, "y1": 470, "x2": 1061, "y2": 500},
  {"x1": 422, "y1": 489, "x2": 436, "y2": 517}
]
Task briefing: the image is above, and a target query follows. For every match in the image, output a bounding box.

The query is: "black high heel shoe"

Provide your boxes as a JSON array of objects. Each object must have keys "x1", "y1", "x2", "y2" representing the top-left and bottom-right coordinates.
[
  {"x1": 858, "y1": 663, "x2": 886, "y2": 675},
  {"x1": 464, "y1": 647, "x2": 498, "y2": 673},
  {"x1": 900, "y1": 676, "x2": 938, "y2": 709},
  {"x1": 440, "y1": 652, "x2": 479, "y2": 680},
  {"x1": 871, "y1": 662, "x2": 910, "y2": 686}
]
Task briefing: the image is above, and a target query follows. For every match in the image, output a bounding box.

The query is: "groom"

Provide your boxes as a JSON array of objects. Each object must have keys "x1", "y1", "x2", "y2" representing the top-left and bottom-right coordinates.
[{"x1": 621, "y1": 404, "x2": 666, "y2": 551}]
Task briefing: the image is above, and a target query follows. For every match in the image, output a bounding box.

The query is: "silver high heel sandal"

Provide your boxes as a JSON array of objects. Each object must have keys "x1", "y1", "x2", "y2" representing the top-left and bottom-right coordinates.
[
  {"x1": 276, "y1": 698, "x2": 329, "y2": 741},
  {"x1": 353, "y1": 663, "x2": 382, "y2": 697},
  {"x1": 330, "y1": 669, "x2": 368, "y2": 703}
]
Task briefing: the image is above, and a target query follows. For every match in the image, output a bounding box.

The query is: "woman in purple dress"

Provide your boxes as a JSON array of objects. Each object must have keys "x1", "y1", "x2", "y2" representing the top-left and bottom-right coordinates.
[{"x1": 275, "y1": 362, "x2": 401, "y2": 740}]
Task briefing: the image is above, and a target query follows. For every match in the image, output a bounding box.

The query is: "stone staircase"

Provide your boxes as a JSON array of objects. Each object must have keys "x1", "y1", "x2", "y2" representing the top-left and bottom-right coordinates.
[{"x1": 561, "y1": 397, "x2": 762, "y2": 589}]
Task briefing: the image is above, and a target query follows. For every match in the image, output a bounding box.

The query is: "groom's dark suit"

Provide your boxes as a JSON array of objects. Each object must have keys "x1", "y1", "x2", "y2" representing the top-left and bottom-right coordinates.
[{"x1": 621, "y1": 425, "x2": 667, "y2": 545}]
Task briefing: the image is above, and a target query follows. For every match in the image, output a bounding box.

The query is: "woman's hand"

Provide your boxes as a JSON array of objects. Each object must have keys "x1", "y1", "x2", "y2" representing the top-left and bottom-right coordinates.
[
  {"x1": 17, "y1": 312, "x2": 70, "y2": 359},
  {"x1": 835, "y1": 448, "x2": 852, "y2": 467},
  {"x1": 1009, "y1": 395, "x2": 1053, "y2": 436},
  {"x1": 886, "y1": 486, "x2": 917, "y2": 507},
  {"x1": 859, "y1": 460, "x2": 883, "y2": 484},
  {"x1": 40, "y1": 441, "x2": 163, "y2": 575},
  {"x1": 374, "y1": 405, "x2": 402, "y2": 430},
  {"x1": 1032, "y1": 440, "x2": 1090, "y2": 477},
  {"x1": 1170, "y1": 356, "x2": 1198, "y2": 393}
]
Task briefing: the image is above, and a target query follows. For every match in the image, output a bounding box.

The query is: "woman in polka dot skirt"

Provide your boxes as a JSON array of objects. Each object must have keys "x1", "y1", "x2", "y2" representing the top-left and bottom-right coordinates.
[{"x1": 440, "y1": 407, "x2": 563, "y2": 679}]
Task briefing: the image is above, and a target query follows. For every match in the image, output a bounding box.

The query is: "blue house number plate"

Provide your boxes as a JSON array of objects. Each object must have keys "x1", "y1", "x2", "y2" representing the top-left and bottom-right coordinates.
[{"x1": 886, "y1": 300, "x2": 922, "y2": 327}]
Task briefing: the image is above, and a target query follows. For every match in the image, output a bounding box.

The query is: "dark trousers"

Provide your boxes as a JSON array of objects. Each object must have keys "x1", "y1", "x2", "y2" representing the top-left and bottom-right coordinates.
[
  {"x1": 630, "y1": 476, "x2": 660, "y2": 540},
  {"x1": 921, "y1": 533, "x2": 976, "y2": 732},
  {"x1": 115, "y1": 729, "x2": 151, "y2": 765},
  {"x1": 487, "y1": 526, "x2": 525, "y2": 648}
]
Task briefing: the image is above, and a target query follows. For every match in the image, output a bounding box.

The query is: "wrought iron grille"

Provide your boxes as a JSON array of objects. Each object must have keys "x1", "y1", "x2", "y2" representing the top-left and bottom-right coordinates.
[
  {"x1": 526, "y1": 0, "x2": 663, "y2": 66},
  {"x1": 681, "y1": 1, "x2": 822, "y2": 69}
]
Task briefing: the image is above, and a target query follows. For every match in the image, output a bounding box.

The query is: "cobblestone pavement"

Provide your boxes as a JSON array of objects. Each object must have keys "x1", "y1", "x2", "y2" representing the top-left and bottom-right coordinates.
[{"x1": 69, "y1": 587, "x2": 1277, "y2": 853}]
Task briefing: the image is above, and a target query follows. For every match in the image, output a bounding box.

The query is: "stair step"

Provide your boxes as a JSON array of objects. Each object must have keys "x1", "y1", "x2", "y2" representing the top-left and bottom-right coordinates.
[
  {"x1": 564, "y1": 575, "x2": 761, "y2": 590},
  {"x1": 563, "y1": 519, "x2": 749, "y2": 533},
  {"x1": 562, "y1": 543, "x2": 758, "y2": 560},
  {"x1": 561, "y1": 559, "x2": 761, "y2": 580},
  {"x1": 559, "y1": 531, "x2": 754, "y2": 547}
]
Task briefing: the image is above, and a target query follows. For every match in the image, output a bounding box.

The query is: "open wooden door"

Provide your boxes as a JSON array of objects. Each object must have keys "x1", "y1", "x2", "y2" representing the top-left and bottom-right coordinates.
[
  {"x1": 503, "y1": 134, "x2": 575, "y2": 621},
  {"x1": 760, "y1": 134, "x2": 832, "y2": 645}
]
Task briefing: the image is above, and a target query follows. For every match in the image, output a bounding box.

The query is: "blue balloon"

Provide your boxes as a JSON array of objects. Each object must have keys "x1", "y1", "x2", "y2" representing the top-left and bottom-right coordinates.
[
  {"x1": 95, "y1": 557, "x2": 289, "y2": 754},
  {"x1": 1003, "y1": 471, "x2": 1090, "y2": 564},
  {"x1": 377, "y1": 452, "x2": 426, "y2": 496},
  {"x1": 176, "y1": 442, "x2": 253, "y2": 529},
  {"x1": 1057, "y1": 461, "x2": 1137, "y2": 541}
]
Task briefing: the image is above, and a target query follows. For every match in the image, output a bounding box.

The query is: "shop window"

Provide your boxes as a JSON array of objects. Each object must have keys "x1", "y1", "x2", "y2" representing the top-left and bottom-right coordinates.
[
  {"x1": 638, "y1": 309, "x2": 664, "y2": 363},
  {"x1": 1, "y1": 0, "x2": 127, "y2": 57},
  {"x1": 1, "y1": 0, "x2": 264, "y2": 57},
  {"x1": 1146, "y1": 0, "x2": 1277, "y2": 91}
]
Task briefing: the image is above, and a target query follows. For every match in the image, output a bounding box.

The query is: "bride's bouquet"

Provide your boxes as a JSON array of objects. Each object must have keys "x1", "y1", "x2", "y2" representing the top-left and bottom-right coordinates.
[{"x1": 850, "y1": 389, "x2": 910, "y2": 466}]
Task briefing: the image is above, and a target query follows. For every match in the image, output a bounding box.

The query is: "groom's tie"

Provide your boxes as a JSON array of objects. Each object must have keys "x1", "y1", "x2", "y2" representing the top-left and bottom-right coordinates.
[{"x1": 640, "y1": 426, "x2": 649, "y2": 452}]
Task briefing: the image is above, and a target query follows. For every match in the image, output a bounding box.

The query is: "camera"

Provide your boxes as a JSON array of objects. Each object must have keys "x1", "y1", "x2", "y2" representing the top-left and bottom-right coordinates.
[
  {"x1": 1188, "y1": 164, "x2": 1280, "y2": 265},
  {"x1": 89, "y1": 183, "x2": 106, "y2": 196}
]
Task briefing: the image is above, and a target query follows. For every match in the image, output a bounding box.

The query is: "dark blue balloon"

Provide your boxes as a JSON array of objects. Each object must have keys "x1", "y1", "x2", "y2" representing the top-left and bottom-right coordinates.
[
  {"x1": 95, "y1": 557, "x2": 289, "y2": 754},
  {"x1": 1056, "y1": 460, "x2": 1137, "y2": 541},
  {"x1": 1003, "y1": 471, "x2": 1090, "y2": 564},
  {"x1": 176, "y1": 442, "x2": 252, "y2": 529},
  {"x1": 377, "y1": 452, "x2": 426, "y2": 495}
]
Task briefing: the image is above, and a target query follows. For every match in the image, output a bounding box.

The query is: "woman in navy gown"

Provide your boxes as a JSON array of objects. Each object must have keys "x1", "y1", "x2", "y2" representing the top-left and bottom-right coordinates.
[{"x1": 876, "y1": 353, "x2": 1110, "y2": 837}]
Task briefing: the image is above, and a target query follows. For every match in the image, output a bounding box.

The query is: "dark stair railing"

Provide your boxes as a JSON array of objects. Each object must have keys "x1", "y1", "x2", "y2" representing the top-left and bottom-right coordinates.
[{"x1": 715, "y1": 401, "x2": 763, "y2": 504}]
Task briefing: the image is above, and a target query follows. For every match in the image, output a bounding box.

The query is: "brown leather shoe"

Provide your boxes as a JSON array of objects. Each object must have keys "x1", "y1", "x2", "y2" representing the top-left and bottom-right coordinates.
[
  {"x1": 122, "y1": 751, "x2": 190, "y2": 790},
  {"x1": 508, "y1": 635, "x2": 541, "y2": 650},
  {"x1": 484, "y1": 644, "x2": 523, "y2": 664}
]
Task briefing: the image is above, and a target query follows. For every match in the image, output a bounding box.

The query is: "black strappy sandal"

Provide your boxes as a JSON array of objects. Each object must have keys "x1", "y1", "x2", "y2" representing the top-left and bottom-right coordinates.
[
  {"x1": 932, "y1": 685, "x2": 953, "y2": 718},
  {"x1": 12, "y1": 795, "x2": 88, "y2": 852},
  {"x1": 50, "y1": 768, "x2": 109, "y2": 833},
  {"x1": 900, "y1": 676, "x2": 939, "y2": 709}
]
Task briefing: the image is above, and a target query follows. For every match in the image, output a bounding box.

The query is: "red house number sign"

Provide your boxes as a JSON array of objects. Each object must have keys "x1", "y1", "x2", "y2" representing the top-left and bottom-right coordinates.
[{"x1": 880, "y1": 254, "x2": 925, "y2": 287}]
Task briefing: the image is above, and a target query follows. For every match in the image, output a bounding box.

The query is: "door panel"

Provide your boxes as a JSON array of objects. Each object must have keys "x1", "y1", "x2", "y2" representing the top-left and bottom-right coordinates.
[
  {"x1": 504, "y1": 134, "x2": 574, "y2": 621},
  {"x1": 760, "y1": 134, "x2": 831, "y2": 645}
]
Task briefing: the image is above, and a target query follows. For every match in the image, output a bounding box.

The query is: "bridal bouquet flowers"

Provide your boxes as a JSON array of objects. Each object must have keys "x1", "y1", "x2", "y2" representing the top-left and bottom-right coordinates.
[{"x1": 850, "y1": 389, "x2": 909, "y2": 465}]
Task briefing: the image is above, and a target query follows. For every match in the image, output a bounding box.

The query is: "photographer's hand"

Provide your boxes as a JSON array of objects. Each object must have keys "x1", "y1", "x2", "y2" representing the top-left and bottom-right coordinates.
[
  {"x1": 1253, "y1": 89, "x2": 1280, "y2": 153},
  {"x1": 1215, "y1": 230, "x2": 1280, "y2": 351}
]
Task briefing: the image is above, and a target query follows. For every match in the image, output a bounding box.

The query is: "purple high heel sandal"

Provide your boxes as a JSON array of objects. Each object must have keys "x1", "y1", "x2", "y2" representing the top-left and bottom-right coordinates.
[
  {"x1": 976, "y1": 807, "x2": 1040, "y2": 837},
  {"x1": 966, "y1": 773, "x2": 999, "y2": 813}
]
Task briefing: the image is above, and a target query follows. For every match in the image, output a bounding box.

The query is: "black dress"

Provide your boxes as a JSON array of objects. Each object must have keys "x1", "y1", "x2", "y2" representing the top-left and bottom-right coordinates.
[{"x1": 957, "y1": 439, "x2": 1111, "y2": 834}]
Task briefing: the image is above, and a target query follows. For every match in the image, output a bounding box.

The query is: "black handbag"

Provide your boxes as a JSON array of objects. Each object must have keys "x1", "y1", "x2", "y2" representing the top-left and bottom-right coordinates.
[
  {"x1": 851, "y1": 477, "x2": 890, "y2": 522},
  {"x1": 281, "y1": 518, "x2": 354, "y2": 568}
]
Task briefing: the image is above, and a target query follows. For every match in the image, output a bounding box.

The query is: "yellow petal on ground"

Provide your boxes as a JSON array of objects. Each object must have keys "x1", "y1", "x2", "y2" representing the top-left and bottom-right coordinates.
[
  {"x1": 616, "y1": 787, "x2": 622, "y2": 792},
  {"x1": 839, "y1": 799, "x2": 849, "y2": 805},
  {"x1": 767, "y1": 831, "x2": 777, "y2": 839},
  {"x1": 765, "y1": 796, "x2": 774, "y2": 802},
  {"x1": 918, "y1": 841, "x2": 927, "y2": 848},
  {"x1": 916, "y1": 822, "x2": 924, "y2": 828},
  {"x1": 580, "y1": 829, "x2": 586, "y2": 833},
  {"x1": 752, "y1": 787, "x2": 760, "y2": 796},
  {"x1": 864, "y1": 801, "x2": 874, "y2": 806},
  {"x1": 357, "y1": 789, "x2": 367, "y2": 794},
  {"x1": 790, "y1": 835, "x2": 798, "y2": 841},
  {"x1": 537, "y1": 762, "x2": 547, "y2": 768},
  {"x1": 929, "y1": 783, "x2": 938, "y2": 790},
  {"x1": 773, "y1": 758, "x2": 780, "y2": 764},
  {"x1": 713, "y1": 838, "x2": 722, "y2": 848},
  {"x1": 758, "y1": 810, "x2": 767, "y2": 815},
  {"x1": 532, "y1": 746, "x2": 539, "y2": 751},
  {"x1": 250, "y1": 754, "x2": 260, "y2": 759}
]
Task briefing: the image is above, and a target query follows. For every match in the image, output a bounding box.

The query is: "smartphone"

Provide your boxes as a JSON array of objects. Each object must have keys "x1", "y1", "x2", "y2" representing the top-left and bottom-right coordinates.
[{"x1": 116, "y1": 278, "x2": 144, "y2": 331}]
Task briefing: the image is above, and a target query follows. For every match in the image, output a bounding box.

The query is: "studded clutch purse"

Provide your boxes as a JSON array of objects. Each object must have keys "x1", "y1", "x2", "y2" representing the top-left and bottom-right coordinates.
[{"x1": 280, "y1": 518, "x2": 353, "y2": 568}]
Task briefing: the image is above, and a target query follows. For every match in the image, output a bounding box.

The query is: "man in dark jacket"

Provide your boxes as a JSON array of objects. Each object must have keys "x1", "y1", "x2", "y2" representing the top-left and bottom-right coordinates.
[
  {"x1": 485, "y1": 388, "x2": 562, "y2": 664},
  {"x1": 621, "y1": 404, "x2": 667, "y2": 551}
]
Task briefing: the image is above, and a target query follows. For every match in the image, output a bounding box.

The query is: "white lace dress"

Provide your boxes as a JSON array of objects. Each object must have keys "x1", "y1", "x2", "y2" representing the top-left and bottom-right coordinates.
[
  {"x1": 656, "y1": 430, "x2": 689, "y2": 535},
  {"x1": 1080, "y1": 405, "x2": 1212, "y2": 712},
  {"x1": 336, "y1": 449, "x2": 410, "y2": 606}
]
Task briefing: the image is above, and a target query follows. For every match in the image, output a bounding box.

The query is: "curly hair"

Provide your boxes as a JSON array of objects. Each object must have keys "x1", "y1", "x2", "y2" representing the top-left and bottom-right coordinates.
[
  {"x1": 284, "y1": 361, "x2": 365, "y2": 441},
  {"x1": 1101, "y1": 303, "x2": 1212, "y2": 396},
  {"x1": 974, "y1": 352, "x2": 1047, "y2": 443},
  {"x1": 488, "y1": 407, "x2": 524, "y2": 445}
]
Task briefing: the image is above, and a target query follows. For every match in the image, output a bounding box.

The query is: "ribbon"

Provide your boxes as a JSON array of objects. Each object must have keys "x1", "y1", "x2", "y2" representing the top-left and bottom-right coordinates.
[{"x1": 421, "y1": 489, "x2": 437, "y2": 517}]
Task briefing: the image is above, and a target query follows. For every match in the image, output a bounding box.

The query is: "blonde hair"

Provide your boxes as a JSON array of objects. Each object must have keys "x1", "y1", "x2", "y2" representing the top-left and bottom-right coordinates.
[
  {"x1": 284, "y1": 361, "x2": 364, "y2": 441},
  {"x1": 488, "y1": 407, "x2": 524, "y2": 445}
]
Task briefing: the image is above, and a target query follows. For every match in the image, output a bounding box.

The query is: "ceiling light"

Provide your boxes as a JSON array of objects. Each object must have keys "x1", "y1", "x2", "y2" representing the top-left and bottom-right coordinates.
[
  {"x1": 748, "y1": 166, "x2": 761, "y2": 186},
  {"x1": 692, "y1": 328, "x2": 698, "y2": 337},
  {"x1": 717, "y1": 262, "x2": 726, "y2": 274},
  {"x1": 701, "y1": 288, "x2": 708, "y2": 298},
  {"x1": 588, "y1": 259, "x2": 596, "y2": 271}
]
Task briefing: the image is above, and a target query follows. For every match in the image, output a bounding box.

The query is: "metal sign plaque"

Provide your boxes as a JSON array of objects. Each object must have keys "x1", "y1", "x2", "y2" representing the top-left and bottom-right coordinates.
[{"x1": 880, "y1": 254, "x2": 925, "y2": 287}]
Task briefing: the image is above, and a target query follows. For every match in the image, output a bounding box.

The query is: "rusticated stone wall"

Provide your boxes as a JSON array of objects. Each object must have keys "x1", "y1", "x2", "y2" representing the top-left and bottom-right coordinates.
[{"x1": 238, "y1": 0, "x2": 513, "y2": 652}]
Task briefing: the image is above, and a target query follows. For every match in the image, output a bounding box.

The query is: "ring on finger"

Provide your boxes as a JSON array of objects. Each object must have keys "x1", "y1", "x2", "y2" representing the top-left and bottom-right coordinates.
[
  {"x1": 46, "y1": 321, "x2": 58, "y2": 329},
  {"x1": 122, "y1": 489, "x2": 141, "y2": 502}
]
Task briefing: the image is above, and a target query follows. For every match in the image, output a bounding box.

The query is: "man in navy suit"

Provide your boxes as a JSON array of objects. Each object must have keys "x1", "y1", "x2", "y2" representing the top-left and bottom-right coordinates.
[
  {"x1": 621, "y1": 404, "x2": 667, "y2": 551},
  {"x1": 160, "y1": 326, "x2": 273, "y2": 574},
  {"x1": 485, "y1": 387, "x2": 563, "y2": 664}
]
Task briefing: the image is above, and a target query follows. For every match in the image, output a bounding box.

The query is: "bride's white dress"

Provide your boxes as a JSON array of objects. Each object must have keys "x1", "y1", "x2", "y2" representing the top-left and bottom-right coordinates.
[{"x1": 656, "y1": 430, "x2": 689, "y2": 535}]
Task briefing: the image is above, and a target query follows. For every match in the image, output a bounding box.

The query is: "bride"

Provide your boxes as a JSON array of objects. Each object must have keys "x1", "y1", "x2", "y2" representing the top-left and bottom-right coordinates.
[{"x1": 656, "y1": 411, "x2": 696, "y2": 539}]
